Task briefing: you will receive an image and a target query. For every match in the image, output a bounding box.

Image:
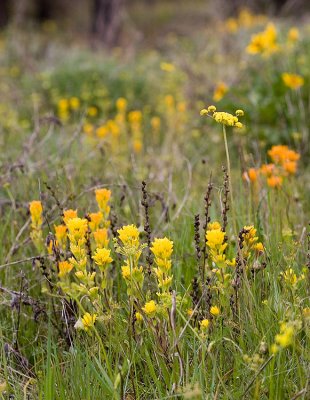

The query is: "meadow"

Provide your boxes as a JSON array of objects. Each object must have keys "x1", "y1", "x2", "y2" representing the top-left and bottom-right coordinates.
[{"x1": 0, "y1": 5, "x2": 309, "y2": 399}]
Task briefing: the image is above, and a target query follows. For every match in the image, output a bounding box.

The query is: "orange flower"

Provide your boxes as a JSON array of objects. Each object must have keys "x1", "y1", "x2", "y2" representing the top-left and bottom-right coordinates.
[
  {"x1": 93, "y1": 228, "x2": 109, "y2": 248},
  {"x1": 95, "y1": 188, "x2": 111, "y2": 212},
  {"x1": 267, "y1": 175, "x2": 283, "y2": 188},
  {"x1": 283, "y1": 161, "x2": 297, "y2": 175},
  {"x1": 88, "y1": 212, "x2": 103, "y2": 231},
  {"x1": 54, "y1": 224, "x2": 67, "y2": 249},
  {"x1": 260, "y1": 164, "x2": 275, "y2": 177},
  {"x1": 58, "y1": 261, "x2": 73, "y2": 278},
  {"x1": 63, "y1": 209, "x2": 78, "y2": 225}
]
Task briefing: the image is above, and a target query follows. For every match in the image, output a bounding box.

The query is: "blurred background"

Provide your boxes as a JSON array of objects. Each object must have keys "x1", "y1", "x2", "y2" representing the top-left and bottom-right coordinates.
[
  {"x1": 0, "y1": 0, "x2": 309, "y2": 188},
  {"x1": 0, "y1": 0, "x2": 309, "y2": 48}
]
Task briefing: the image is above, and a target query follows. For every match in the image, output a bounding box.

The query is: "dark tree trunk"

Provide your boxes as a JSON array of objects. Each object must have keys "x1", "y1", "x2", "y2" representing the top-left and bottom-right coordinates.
[
  {"x1": 0, "y1": 0, "x2": 10, "y2": 28},
  {"x1": 92, "y1": 0, "x2": 125, "y2": 47}
]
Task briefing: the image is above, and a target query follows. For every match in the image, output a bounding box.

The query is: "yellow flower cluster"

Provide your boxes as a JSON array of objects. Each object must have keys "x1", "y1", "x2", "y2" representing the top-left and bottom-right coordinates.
[
  {"x1": 151, "y1": 237, "x2": 174, "y2": 292},
  {"x1": 246, "y1": 23, "x2": 279, "y2": 56},
  {"x1": 95, "y1": 188, "x2": 111, "y2": 223},
  {"x1": 57, "y1": 97, "x2": 80, "y2": 121},
  {"x1": 29, "y1": 200, "x2": 43, "y2": 228},
  {"x1": 33, "y1": 189, "x2": 113, "y2": 331},
  {"x1": 241, "y1": 226, "x2": 264, "y2": 257},
  {"x1": 82, "y1": 97, "x2": 144, "y2": 154},
  {"x1": 205, "y1": 222, "x2": 230, "y2": 268},
  {"x1": 129, "y1": 110, "x2": 143, "y2": 154},
  {"x1": 280, "y1": 268, "x2": 304, "y2": 288},
  {"x1": 117, "y1": 224, "x2": 140, "y2": 251},
  {"x1": 142, "y1": 300, "x2": 157, "y2": 318},
  {"x1": 29, "y1": 200, "x2": 43, "y2": 250},
  {"x1": 93, "y1": 248, "x2": 113, "y2": 269},
  {"x1": 116, "y1": 224, "x2": 145, "y2": 296},
  {"x1": 67, "y1": 217, "x2": 88, "y2": 245},
  {"x1": 271, "y1": 320, "x2": 301, "y2": 353},
  {"x1": 225, "y1": 8, "x2": 267, "y2": 33},
  {"x1": 200, "y1": 106, "x2": 243, "y2": 128}
]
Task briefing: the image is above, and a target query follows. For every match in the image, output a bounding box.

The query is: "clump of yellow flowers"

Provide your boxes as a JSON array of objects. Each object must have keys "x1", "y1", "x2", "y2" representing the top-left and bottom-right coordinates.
[
  {"x1": 115, "y1": 224, "x2": 145, "y2": 297},
  {"x1": 246, "y1": 23, "x2": 279, "y2": 56},
  {"x1": 200, "y1": 106, "x2": 244, "y2": 128},
  {"x1": 271, "y1": 320, "x2": 301, "y2": 354},
  {"x1": 204, "y1": 220, "x2": 264, "y2": 297},
  {"x1": 32, "y1": 188, "x2": 113, "y2": 334},
  {"x1": 206, "y1": 221, "x2": 235, "y2": 269},
  {"x1": 151, "y1": 237, "x2": 174, "y2": 292}
]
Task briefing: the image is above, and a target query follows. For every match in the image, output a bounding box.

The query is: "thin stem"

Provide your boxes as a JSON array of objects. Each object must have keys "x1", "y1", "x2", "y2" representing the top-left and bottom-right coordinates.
[{"x1": 222, "y1": 125, "x2": 238, "y2": 237}]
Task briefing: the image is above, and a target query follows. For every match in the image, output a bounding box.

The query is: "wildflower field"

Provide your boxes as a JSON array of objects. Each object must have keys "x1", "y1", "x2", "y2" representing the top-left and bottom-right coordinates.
[{"x1": 0, "y1": 2, "x2": 309, "y2": 399}]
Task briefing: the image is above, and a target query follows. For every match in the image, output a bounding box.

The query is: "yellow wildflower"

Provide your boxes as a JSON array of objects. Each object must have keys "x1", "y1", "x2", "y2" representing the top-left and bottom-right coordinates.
[
  {"x1": 213, "y1": 112, "x2": 240, "y2": 127},
  {"x1": 207, "y1": 221, "x2": 221, "y2": 231},
  {"x1": 287, "y1": 27, "x2": 299, "y2": 43},
  {"x1": 81, "y1": 313, "x2": 97, "y2": 331},
  {"x1": 87, "y1": 106, "x2": 98, "y2": 117},
  {"x1": 302, "y1": 308, "x2": 310, "y2": 319},
  {"x1": 58, "y1": 261, "x2": 73, "y2": 278},
  {"x1": 200, "y1": 319, "x2": 210, "y2": 330},
  {"x1": 117, "y1": 224, "x2": 140, "y2": 247},
  {"x1": 66, "y1": 218, "x2": 88, "y2": 242},
  {"x1": 281, "y1": 268, "x2": 304, "y2": 287},
  {"x1": 142, "y1": 300, "x2": 157, "y2": 317},
  {"x1": 69, "y1": 97, "x2": 80, "y2": 110},
  {"x1": 121, "y1": 265, "x2": 131, "y2": 279},
  {"x1": 201, "y1": 106, "x2": 243, "y2": 128},
  {"x1": 160, "y1": 62, "x2": 175, "y2": 72},
  {"x1": 95, "y1": 188, "x2": 111, "y2": 212},
  {"x1": 275, "y1": 322, "x2": 294, "y2": 348},
  {"x1": 151, "y1": 238, "x2": 173, "y2": 260},
  {"x1": 254, "y1": 242, "x2": 264, "y2": 253},
  {"x1": 83, "y1": 123, "x2": 94, "y2": 136},
  {"x1": 92, "y1": 248, "x2": 113, "y2": 267},
  {"x1": 213, "y1": 82, "x2": 228, "y2": 102},
  {"x1": 210, "y1": 306, "x2": 220, "y2": 316},
  {"x1": 282, "y1": 73, "x2": 304, "y2": 90},
  {"x1": 135, "y1": 312, "x2": 143, "y2": 322},
  {"x1": 58, "y1": 98, "x2": 69, "y2": 111},
  {"x1": 246, "y1": 23, "x2": 279, "y2": 56},
  {"x1": 206, "y1": 229, "x2": 226, "y2": 249},
  {"x1": 151, "y1": 116, "x2": 161, "y2": 131},
  {"x1": 116, "y1": 97, "x2": 127, "y2": 112},
  {"x1": 128, "y1": 110, "x2": 142, "y2": 124},
  {"x1": 96, "y1": 125, "x2": 109, "y2": 138},
  {"x1": 29, "y1": 201, "x2": 43, "y2": 228},
  {"x1": 133, "y1": 139, "x2": 143, "y2": 153}
]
